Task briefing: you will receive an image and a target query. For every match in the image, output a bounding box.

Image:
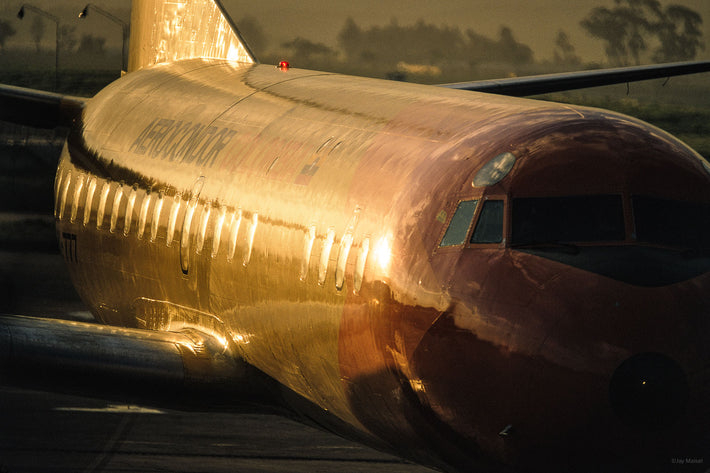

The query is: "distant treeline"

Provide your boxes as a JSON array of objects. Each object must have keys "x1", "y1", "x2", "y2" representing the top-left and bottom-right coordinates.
[{"x1": 246, "y1": 0, "x2": 704, "y2": 81}]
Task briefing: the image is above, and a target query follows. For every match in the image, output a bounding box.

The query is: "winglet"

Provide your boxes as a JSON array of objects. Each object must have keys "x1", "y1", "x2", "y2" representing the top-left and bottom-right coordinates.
[{"x1": 127, "y1": 0, "x2": 257, "y2": 73}]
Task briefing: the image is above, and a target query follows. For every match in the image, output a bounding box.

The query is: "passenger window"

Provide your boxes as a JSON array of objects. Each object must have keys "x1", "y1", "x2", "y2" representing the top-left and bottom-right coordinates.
[
  {"x1": 440, "y1": 200, "x2": 478, "y2": 247},
  {"x1": 471, "y1": 200, "x2": 504, "y2": 244}
]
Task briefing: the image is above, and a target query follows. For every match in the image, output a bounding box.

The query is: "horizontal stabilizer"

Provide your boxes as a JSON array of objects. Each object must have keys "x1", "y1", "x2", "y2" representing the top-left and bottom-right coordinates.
[
  {"x1": 440, "y1": 61, "x2": 710, "y2": 96},
  {"x1": 0, "y1": 315, "x2": 273, "y2": 410}
]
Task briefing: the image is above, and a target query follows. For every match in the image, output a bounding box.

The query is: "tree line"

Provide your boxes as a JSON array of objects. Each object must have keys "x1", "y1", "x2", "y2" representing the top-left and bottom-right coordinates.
[{"x1": 0, "y1": 0, "x2": 704, "y2": 77}]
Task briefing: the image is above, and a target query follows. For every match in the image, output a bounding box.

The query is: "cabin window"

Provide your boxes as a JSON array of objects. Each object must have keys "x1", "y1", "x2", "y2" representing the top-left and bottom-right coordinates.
[
  {"x1": 335, "y1": 232, "x2": 354, "y2": 291},
  {"x1": 166, "y1": 193, "x2": 181, "y2": 246},
  {"x1": 83, "y1": 177, "x2": 97, "y2": 226},
  {"x1": 633, "y1": 196, "x2": 710, "y2": 250},
  {"x1": 243, "y1": 213, "x2": 258, "y2": 266},
  {"x1": 440, "y1": 200, "x2": 478, "y2": 247},
  {"x1": 109, "y1": 185, "x2": 124, "y2": 233},
  {"x1": 211, "y1": 205, "x2": 227, "y2": 258},
  {"x1": 150, "y1": 191, "x2": 164, "y2": 242},
  {"x1": 227, "y1": 209, "x2": 242, "y2": 261},
  {"x1": 511, "y1": 195, "x2": 624, "y2": 245},
  {"x1": 58, "y1": 172, "x2": 72, "y2": 220},
  {"x1": 470, "y1": 200, "x2": 504, "y2": 244},
  {"x1": 96, "y1": 181, "x2": 111, "y2": 228},
  {"x1": 70, "y1": 174, "x2": 85, "y2": 223},
  {"x1": 354, "y1": 238, "x2": 370, "y2": 292},
  {"x1": 137, "y1": 191, "x2": 152, "y2": 240},
  {"x1": 318, "y1": 228, "x2": 335, "y2": 285},
  {"x1": 300, "y1": 225, "x2": 316, "y2": 281},
  {"x1": 196, "y1": 202, "x2": 211, "y2": 254},
  {"x1": 124, "y1": 187, "x2": 137, "y2": 236}
]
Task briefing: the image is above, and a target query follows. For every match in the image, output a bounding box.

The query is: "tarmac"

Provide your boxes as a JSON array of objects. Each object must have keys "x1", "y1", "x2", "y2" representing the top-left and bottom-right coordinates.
[{"x1": 0, "y1": 247, "x2": 433, "y2": 473}]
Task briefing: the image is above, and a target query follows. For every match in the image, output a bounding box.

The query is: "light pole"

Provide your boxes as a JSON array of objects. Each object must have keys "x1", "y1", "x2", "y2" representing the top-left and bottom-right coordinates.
[
  {"x1": 79, "y1": 4, "x2": 129, "y2": 74},
  {"x1": 18, "y1": 4, "x2": 59, "y2": 91}
]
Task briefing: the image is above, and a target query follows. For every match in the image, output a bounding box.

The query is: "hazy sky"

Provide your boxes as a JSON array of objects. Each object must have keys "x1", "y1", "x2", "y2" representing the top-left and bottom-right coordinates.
[{"x1": 2, "y1": 0, "x2": 709, "y2": 63}]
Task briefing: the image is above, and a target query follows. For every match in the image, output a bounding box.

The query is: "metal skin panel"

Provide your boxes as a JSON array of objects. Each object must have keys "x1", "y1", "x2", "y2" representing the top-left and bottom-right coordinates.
[
  {"x1": 127, "y1": 0, "x2": 255, "y2": 72},
  {"x1": 50, "y1": 59, "x2": 710, "y2": 472}
]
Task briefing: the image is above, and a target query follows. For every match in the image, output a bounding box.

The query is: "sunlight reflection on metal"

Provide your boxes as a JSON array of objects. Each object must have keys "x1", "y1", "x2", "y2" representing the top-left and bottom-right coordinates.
[
  {"x1": 243, "y1": 213, "x2": 258, "y2": 266},
  {"x1": 124, "y1": 187, "x2": 137, "y2": 236},
  {"x1": 166, "y1": 193, "x2": 181, "y2": 246},
  {"x1": 318, "y1": 228, "x2": 336, "y2": 286},
  {"x1": 211, "y1": 205, "x2": 227, "y2": 258},
  {"x1": 70, "y1": 174, "x2": 84, "y2": 223},
  {"x1": 373, "y1": 235, "x2": 392, "y2": 275},
  {"x1": 109, "y1": 185, "x2": 123, "y2": 233},
  {"x1": 58, "y1": 172, "x2": 71, "y2": 221},
  {"x1": 137, "y1": 192, "x2": 151, "y2": 239},
  {"x1": 96, "y1": 181, "x2": 110, "y2": 228},
  {"x1": 227, "y1": 209, "x2": 242, "y2": 261},
  {"x1": 83, "y1": 177, "x2": 96, "y2": 226},
  {"x1": 354, "y1": 237, "x2": 370, "y2": 293},
  {"x1": 150, "y1": 191, "x2": 163, "y2": 242},
  {"x1": 300, "y1": 225, "x2": 316, "y2": 281},
  {"x1": 128, "y1": 0, "x2": 255, "y2": 72}
]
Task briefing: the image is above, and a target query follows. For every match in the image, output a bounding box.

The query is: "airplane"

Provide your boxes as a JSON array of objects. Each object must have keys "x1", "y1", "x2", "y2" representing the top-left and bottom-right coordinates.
[{"x1": 0, "y1": 0, "x2": 709, "y2": 471}]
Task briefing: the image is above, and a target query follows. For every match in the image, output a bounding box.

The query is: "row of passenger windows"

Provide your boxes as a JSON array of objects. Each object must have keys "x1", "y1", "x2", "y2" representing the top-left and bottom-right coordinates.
[
  {"x1": 440, "y1": 194, "x2": 710, "y2": 250},
  {"x1": 55, "y1": 169, "x2": 369, "y2": 292}
]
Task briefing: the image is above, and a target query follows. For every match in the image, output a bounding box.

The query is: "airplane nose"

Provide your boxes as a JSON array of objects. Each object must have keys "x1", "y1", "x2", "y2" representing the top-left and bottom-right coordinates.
[{"x1": 609, "y1": 352, "x2": 689, "y2": 430}]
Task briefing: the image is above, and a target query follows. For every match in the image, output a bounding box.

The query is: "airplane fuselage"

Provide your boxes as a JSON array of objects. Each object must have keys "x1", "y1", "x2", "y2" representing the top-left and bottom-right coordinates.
[{"x1": 54, "y1": 59, "x2": 710, "y2": 471}]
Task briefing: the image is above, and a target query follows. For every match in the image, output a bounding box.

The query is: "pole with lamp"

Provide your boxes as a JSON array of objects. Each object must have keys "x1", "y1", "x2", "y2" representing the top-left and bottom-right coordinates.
[
  {"x1": 78, "y1": 4, "x2": 129, "y2": 75},
  {"x1": 18, "y1": 4, "x2": 59, "y2": 91}
]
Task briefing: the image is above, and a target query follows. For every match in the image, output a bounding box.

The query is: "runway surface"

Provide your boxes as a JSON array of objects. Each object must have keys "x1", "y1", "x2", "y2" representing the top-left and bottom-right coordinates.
[{"x1": 0, "y1": 247, "x2": 433, "y2": 473}]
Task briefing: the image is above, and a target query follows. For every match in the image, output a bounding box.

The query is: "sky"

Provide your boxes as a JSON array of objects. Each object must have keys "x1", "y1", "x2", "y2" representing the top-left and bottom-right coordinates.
[{"x1": 1, "y1": 0, "x2": 709, "y2": 63}]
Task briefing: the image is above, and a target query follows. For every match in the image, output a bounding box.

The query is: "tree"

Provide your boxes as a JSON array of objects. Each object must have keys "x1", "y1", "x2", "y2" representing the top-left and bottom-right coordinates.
[
  {"x1": 581, "y1": 0, "x2": 704, "y2": 65},
  {"x1": 281, "y1": 37, "x2": 336, "y2": 64},
  {"x1": 77, "y1": 34, "x2": 106, "y2": 55},
  {"x1": 496, "y1": 26, "x2": 534, "y2": 64},
  {"x1": 58, "y1": 25, "x2": 77, "y2": 53},
  {"x1": 553, "y1": 30, "x2": 581, "y2": 66},
  {"x1": 653, "y1": 5, "x2": 704, "y2": 62},
  {"x1": 337, "y1": 17, "x2": 363, "y2": 60},
  {"x1": 237, "y1": 16, "x2": 267, "y2": 56},
  {"x1": 0, "y1": 19, "x2": 17, "y2": 52},
  {"x1": 30, "y1": 16, "x2": 45, "y2": 53}
]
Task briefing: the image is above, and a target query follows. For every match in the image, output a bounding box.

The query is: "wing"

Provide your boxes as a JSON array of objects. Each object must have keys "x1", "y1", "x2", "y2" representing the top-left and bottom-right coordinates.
[
  {"x1": 0, "y1": 83, "x2": 85, "y2": 129},
  {"x1": 439, "y1": 60, "x2": 710, "y2": 96},
  {"x1": 0, "y1": 314, "x2": 275, "y2": 410}
]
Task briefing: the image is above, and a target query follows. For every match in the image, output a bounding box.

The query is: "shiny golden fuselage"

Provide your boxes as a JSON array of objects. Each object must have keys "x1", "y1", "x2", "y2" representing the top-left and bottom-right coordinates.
[{"x1": 53, "y1": 59, "x2": 710, "y2": 472}]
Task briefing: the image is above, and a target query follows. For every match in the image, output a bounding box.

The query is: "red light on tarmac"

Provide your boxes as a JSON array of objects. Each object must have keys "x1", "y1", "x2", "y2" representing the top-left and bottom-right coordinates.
[{"x1": 278, "y1": 61, "x2": 290, "y2": 71}]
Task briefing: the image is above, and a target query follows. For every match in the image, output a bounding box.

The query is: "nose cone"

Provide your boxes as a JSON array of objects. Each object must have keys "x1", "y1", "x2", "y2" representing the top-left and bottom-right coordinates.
[{"x1": 609, "y1": 352, "x2": 689, "y2": 430}]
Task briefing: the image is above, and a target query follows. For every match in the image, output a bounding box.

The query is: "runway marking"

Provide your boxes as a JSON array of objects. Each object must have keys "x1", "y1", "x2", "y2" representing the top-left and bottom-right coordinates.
[{"x1": 54, "y1": 404, "x2": 164, "y2": 414}]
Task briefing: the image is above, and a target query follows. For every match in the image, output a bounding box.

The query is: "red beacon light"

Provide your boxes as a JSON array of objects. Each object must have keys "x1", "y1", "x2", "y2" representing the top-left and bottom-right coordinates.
[{"x1": 278, "y1": 61, "x2": 290, "y2": 71}]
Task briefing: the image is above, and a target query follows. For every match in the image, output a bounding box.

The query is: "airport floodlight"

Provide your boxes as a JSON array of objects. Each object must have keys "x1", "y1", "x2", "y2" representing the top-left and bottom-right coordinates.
[
  {"x1": 78, "y1": 4, "x2": 129, "y2": 74},
  {"x1": 17, "y1": 4, "x2": 60, "y2": 91}
]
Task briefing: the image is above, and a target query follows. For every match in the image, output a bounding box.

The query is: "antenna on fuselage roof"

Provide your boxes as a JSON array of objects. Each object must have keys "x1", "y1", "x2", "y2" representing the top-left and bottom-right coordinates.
[{"x1": 127, "y1": 0, "x2": 258, "y2": 73}]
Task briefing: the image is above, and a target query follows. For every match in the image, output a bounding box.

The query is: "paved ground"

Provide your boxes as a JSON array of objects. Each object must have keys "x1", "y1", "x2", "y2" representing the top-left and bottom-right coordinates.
[
  {"x1": 0, "y1": 248, "x2": 433, "y2": 473},
  {"x1": 0, "y1": 386, "x2": 431, "y2": 473}
]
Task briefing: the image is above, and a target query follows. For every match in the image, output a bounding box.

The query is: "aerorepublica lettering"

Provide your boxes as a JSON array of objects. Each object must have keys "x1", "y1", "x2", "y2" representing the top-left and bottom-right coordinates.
[{"x1": 129, "y1": 118, "x2": 236, "y2": 168}]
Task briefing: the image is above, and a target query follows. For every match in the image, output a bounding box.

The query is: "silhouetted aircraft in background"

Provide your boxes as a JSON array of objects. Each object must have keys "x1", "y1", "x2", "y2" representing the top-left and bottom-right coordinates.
[{"x1": 0, "y1": 0, "x2": 708, "y2": 471}]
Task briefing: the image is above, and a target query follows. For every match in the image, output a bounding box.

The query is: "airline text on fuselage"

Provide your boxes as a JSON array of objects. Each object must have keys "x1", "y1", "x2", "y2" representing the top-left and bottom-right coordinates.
[{"x1": 129, "y1": 118, "x2": 237, "y2": 168}]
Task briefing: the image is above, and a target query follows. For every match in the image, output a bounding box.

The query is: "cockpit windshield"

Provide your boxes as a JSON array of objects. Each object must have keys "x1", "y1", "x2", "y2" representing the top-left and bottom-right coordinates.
[
  {"x1": 633, "y1": 196, "x2": 710, "y2": 251},
  {"x1": 511, "y1": 195, "x2": 625, "y2": 245}
]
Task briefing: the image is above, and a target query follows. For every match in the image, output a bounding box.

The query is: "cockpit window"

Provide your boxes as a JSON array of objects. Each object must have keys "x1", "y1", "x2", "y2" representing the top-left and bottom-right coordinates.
[
  {"x1": 470, "y1": 200, "x2": 504, "y2": 243},
  {"x1": 633, "y1": 196, "x2": 710, "y2": 250},
  {"x1": 512, "y1": 195, "x2": 625, "y2": 245},
  {"x1": 440, "y1": 200, "x2": 478, "y2": 247}
]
